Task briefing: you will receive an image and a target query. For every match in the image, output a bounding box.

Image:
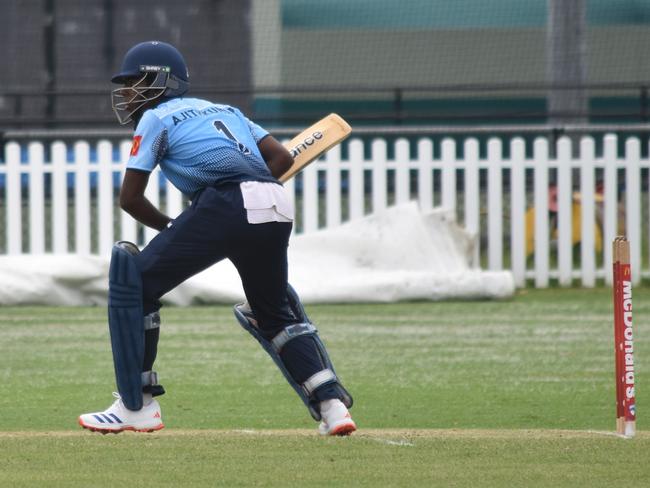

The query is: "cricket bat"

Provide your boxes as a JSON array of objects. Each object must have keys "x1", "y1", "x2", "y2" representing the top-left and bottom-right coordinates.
[{"x1": 279, "y1": 113, "x2": 352, "y2": 182}]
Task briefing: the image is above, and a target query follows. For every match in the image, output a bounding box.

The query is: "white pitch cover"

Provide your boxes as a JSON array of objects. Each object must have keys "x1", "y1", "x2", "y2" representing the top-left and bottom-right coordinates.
[{"x1": 0, "y1": 203, "x2": 514, "y2": 305}]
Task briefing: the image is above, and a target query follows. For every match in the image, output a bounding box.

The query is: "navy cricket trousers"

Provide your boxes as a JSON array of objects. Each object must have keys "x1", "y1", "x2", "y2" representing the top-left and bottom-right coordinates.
[{"x1": 134, "y1": 182, "x2": 295, "y2": 338}]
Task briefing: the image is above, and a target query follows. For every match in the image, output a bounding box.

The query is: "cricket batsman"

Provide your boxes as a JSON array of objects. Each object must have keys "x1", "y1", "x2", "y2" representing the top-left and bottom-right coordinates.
[{"x1": 78, "y1": 41, "x2": 356, "y2": 436}]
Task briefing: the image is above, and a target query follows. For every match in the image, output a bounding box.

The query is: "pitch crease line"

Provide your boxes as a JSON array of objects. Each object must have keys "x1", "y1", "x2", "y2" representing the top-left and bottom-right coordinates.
[{"x1": 362, "y1": 437, "x2": 415, "y2": 447}]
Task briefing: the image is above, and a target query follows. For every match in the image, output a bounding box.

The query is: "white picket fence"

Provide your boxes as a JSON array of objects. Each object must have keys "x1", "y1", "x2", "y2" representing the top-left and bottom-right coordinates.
[{"x1": 1, "y1": 134, "x2": 648, "y2": 288}]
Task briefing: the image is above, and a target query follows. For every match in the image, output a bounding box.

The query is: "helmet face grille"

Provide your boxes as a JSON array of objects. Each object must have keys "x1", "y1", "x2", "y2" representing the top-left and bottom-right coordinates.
[{"x1": 111, "y1": 73, "x2": 167, "y2": 125}]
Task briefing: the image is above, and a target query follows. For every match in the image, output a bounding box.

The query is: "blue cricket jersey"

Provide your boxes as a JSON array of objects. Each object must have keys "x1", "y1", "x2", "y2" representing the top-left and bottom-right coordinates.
[{"x1": 127, "y1": 97, "x2": 276, "y2": 196}]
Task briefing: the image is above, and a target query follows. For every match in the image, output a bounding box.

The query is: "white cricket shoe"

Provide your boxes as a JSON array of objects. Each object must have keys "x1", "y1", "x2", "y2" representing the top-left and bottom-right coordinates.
[
  {"x1": 318, "y1": 399, "x2": 357, "y2": 436},
  {"x1": 78, "y1": 392, "x2": 164, "y2": 434}
]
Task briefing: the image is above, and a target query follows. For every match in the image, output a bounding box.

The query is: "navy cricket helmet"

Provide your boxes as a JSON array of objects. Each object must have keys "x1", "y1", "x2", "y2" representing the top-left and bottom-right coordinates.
[{"x1": 111, "y1": 41, "x2": 190, "y2": 125}]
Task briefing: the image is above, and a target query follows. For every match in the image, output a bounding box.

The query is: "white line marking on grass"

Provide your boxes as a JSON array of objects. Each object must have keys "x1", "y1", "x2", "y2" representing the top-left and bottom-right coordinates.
[
  {"x1": 231, "y1": 429, "x2": 414, "y2": 445},
  {"x1": 365, "y1": 437, "x2": 415, "y2": 447},
  {"x1": 0, "y1": 428, "x2": 645, "y2": 439},
  {"x1": 579, "y1": 430, "x2": 634, "y2": 439}
]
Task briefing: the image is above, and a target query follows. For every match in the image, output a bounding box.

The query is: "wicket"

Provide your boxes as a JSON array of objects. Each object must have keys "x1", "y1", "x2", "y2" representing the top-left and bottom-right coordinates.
[{"x1": 612, "y1": 236, "x2": 636, "y2": 438}]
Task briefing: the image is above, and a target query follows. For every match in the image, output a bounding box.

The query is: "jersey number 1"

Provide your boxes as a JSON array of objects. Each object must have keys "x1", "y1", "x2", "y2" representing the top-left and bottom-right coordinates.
[{"x1": 213, "y1": 121, "x2": 251, "y2": 155}]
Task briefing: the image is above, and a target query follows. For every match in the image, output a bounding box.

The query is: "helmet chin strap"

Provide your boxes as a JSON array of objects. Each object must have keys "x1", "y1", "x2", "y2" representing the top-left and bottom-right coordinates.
[{"x1": 163, "y1": 75, "x2": 189, "y2": 98}]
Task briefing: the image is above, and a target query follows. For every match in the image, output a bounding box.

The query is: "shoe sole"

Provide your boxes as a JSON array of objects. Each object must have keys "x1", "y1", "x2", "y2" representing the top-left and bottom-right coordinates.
[
  {"x1": 328, "y1": 421, "x2": 357, "y2": 436},
  {"x1": 78, "y1": 418, "x2": 164, "y2": 434}
]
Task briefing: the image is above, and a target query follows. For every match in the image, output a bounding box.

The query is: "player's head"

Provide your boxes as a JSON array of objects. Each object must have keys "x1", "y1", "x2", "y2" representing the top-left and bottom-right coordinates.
[{"x1": 111, "y1": 41, "x2": 190, "y2": 125}]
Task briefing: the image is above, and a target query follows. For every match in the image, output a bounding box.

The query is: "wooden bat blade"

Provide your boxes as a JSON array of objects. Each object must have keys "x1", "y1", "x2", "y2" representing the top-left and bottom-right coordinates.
[{"x1": 279, "y1": 113, "x2": 352, "y2": 182}]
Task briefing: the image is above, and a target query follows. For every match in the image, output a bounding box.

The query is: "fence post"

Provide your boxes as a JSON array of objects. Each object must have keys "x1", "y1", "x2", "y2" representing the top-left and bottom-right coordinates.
[
  {"x1": 302, "y1": 158, "x2": 318, "y2": 232},
  {"x1": 625, "y1": 137, "x2": 641, "y2": 284},
  {"x1": 534, "y1": 138, "x2": 550, "y2": 287},
  {"x1": 74, "y1": 141, "x2": 91, "y2": 255},
  {"x1": 487, "y1": 138, "x2": 503, "y2": 270},
  {"x1": 371, "y1": 139, "x2": 387, "y2": 213},
  {"x1": 556, "y1": 136, "x2": 573, "y2": 286},
  {"x1": 395, "y1": 138, "x2": 410, "y2": 205},
  {"x1": 463, "y1": 138, "x2": 480, "y2": 268},
  {"x1": 97, "y1": 140, "x2": 114, "y2": 257},
  {"x1": 28, "y1": 142, "x2": 45, "y2": 254},
  {"x1": 417, "y1": 139, "x2": 433, "y2": 212},
  {"x1": 348, "y1": 139, "x2": 364, "y2": 221},
  {"x1": 325, "y1": 143, "x2": 342, "y2": 228},
  {"x1": 51, "y1": 141, "x2": 68, "y2": 253},
  {"x1": 510, "y1": 138, "x2": 526, "y2": 286},
  {"x1": 579, "y1": 136, "x2": 596, "y2": 287},
  {"x1": 5, "y1": 142, "x2": 22, "y2": 254},
  {"x1": 441, "y1": 138, "x2": 456, "y2": 213},
  {"x1": 603, "y1": 134, "x2": 618, "y2": 285}
]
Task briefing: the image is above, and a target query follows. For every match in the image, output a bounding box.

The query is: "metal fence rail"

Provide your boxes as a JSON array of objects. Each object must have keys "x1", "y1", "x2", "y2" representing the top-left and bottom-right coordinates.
[{"x1": 1, "y1": 81, "x2": 649, "y2": 130}]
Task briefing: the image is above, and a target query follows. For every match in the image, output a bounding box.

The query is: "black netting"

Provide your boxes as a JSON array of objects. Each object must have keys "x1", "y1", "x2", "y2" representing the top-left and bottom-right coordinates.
[{"x1": 0, "y1": 0, "x2": 648, "y2": 130}]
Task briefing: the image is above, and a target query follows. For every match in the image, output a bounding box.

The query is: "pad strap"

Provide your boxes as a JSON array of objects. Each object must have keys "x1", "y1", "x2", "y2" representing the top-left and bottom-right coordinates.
[
  {"x1": 271, "y1": 322, "x2": 317, "y2": 353},
  {"x1": 144, "y1": 312, "x2": 160, "y2": 330},
  {"x1": 141, "y1": 370, "x2": 158, "y2": 386},
  {"x1": 302, "y1": 368, "x2": 336, "y2": 395},
  {"x1": 141, "y1": 369, "x2": 165, "y2": 397}
]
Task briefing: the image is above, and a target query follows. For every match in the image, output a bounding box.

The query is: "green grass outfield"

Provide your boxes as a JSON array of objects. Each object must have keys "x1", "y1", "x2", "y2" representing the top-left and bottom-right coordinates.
[{"x1": 0, "y1": 288, "x2": 648, "y2": 487}]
